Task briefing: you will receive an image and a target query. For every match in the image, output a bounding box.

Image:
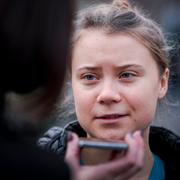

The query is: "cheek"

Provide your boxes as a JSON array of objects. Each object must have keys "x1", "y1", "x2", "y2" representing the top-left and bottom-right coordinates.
[
  {"x1": 74, "y1": 93, "x2": 94, "y2": 133},
  {"x1": 73, "y1": 88, "x2": 93, "y2": 121},
  {"x1": 129, "y1": 86, "x2": 159, "y2": 123}
]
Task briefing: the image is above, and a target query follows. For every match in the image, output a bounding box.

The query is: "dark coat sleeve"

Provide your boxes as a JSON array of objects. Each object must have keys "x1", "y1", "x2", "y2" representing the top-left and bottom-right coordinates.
[{"x1": 38, "y1": 126, "x2": 68, "y2": 156}]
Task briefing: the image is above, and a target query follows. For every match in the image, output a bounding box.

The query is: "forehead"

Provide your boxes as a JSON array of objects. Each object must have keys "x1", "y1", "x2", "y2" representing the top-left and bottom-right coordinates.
[{"x1": 72, "y1": 29, "x2": 156, "y2": 67}]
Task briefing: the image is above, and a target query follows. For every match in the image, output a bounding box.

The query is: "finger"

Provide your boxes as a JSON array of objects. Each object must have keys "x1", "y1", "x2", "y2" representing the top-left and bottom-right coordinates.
[
  {"x1": 132, "y1": 130, "x2": 145, "y2": 166},
  {"x1": 85, "y1": 160, "x2": 135, "y2": 180},
  {"x1": 114, "y1": 131, "x2": 144, "y2": 179},
  {"x1": 65, "y1": 132, "x2": 80, "y2": 171}
]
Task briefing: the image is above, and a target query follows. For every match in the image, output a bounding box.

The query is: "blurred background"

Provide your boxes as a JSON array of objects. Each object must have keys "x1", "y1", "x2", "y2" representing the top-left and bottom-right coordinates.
[{"x1": 5, "y1": 0, "x2": 180, "y2": 136}]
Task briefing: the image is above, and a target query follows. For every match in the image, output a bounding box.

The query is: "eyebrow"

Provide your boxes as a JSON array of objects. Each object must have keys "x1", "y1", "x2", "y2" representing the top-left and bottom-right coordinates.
[
  {"x1": 117, "y1": 64, "x2": 145, "y2": 71},
  {"x1": 77, "y1": 64, "x2": 145, "y2": 71},
  {"x1": 77, "y1": 66, "x2": 100, "y2": 71}
]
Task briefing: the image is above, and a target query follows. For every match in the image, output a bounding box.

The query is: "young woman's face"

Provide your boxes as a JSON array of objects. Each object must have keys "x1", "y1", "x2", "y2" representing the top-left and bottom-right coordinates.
[{"x1": 71, "y1": 30, "x2": 169, "y2": 140}]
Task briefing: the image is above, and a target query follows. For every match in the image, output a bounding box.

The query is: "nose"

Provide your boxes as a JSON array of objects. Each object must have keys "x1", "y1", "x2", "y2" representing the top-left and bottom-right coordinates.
[{"x1": 97, "y1": 81, "x2": 122, "y2": 105}]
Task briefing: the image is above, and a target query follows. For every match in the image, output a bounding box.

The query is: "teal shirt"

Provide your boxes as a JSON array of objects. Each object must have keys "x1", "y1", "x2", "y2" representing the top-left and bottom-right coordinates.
[{"x1": 149, "y1": 154, "x2": 165, "y2": 180}]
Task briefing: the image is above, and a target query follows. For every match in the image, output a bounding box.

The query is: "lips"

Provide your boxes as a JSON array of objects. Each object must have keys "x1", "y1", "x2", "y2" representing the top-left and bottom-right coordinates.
[{"x1": 95, "y1": 114, "x2": 127, "y2": 120}]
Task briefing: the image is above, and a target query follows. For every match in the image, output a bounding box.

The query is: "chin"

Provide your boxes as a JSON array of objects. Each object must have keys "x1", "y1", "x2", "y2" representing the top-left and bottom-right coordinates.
[{"x1": 97, "y1": 132, "x2": 125, "y2": 141}]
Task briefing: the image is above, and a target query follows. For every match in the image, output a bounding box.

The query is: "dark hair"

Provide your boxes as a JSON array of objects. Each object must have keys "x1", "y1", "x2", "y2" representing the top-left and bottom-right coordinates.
[
  {"x1": 0, "y1": 0, "x2": 73, "y2": 94},
  {"x1": 0, "y1": 0, "x2": 74, "y2": 129}
]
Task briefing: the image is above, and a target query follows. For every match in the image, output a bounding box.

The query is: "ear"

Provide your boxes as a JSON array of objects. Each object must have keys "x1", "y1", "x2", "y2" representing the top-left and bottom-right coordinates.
[{"x1": 158, "y1": 68, "x2": 169, "y2": 99}]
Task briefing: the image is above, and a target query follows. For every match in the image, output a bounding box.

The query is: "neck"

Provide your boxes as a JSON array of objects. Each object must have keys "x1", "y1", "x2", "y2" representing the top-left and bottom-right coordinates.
[{"x1": 81, "y1": 128, "x2": 154, "y2": 179}]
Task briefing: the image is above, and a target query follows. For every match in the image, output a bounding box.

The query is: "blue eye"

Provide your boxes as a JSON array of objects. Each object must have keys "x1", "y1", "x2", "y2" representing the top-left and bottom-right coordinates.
[
  {"x1": 119, "y1": 72, "x2": 136, "y2": 80},
  {"x1": 83, "y1": 74, "x2": 97, "y2": 80}
]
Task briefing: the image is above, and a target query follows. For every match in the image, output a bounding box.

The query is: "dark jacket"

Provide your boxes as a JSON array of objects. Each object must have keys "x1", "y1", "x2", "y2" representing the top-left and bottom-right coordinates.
[{"x1": 38, "y1": 121, "x2": 180, "y2": 180}]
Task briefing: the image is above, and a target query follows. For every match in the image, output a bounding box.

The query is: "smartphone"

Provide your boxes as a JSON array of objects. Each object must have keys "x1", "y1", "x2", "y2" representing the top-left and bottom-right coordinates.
[{"x1": 79, "y1": 138, "x2": 128, "y2": 151}]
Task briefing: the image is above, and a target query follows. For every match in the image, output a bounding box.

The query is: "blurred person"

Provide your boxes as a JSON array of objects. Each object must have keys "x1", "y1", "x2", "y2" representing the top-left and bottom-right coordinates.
[
  {"x1": 0, "y1": 0, "x2": 145, "y2": 179},
  {"x1": 0, "y1": 0, "x2": 73, "y2": 179},
  {"x1": 39, "y1": 0, "x2": 180, "y2": 179}
]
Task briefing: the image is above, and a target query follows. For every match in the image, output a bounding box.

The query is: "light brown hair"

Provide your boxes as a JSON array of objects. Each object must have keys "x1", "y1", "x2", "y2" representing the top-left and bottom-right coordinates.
[{"x1": 71, "y1": 0, "x2": 172, "y2": 75}]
